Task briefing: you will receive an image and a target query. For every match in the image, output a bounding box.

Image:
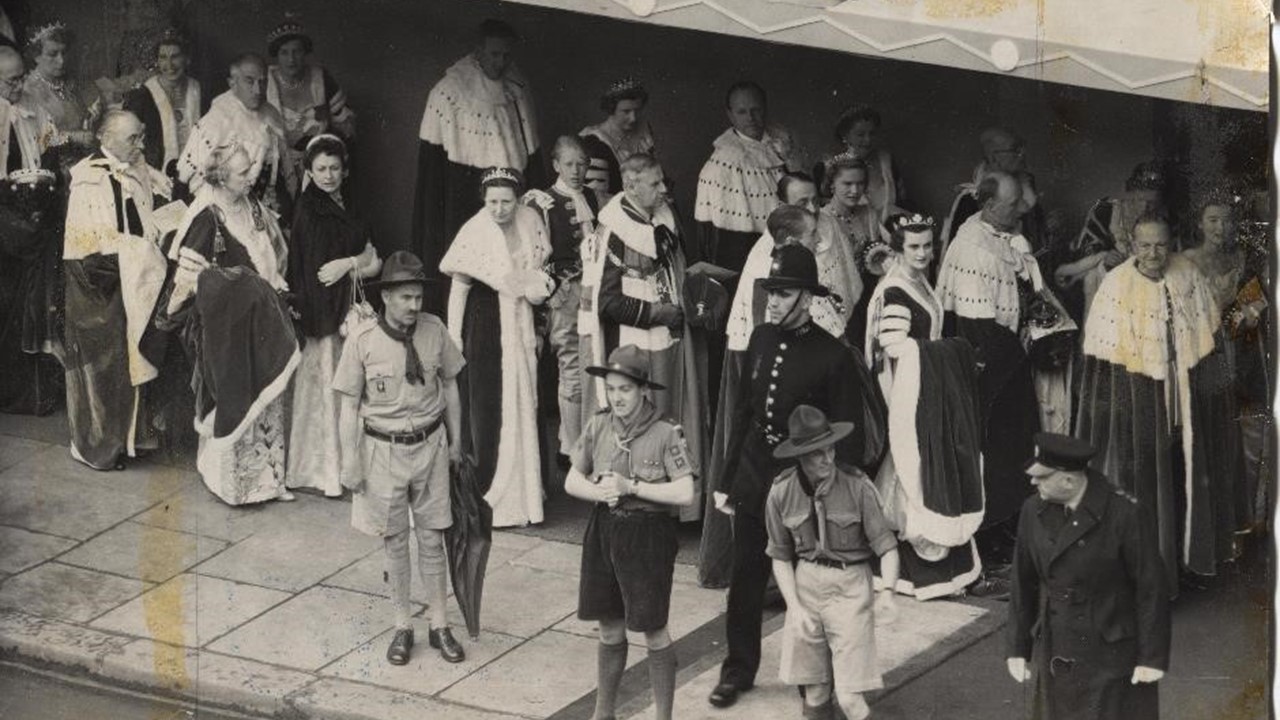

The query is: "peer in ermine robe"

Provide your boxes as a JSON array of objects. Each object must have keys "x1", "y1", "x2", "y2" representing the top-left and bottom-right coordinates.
[
  {"x1": 62, "y1": 113, "x2": 170, "y2": 470},
  {"x1": 936, "y1": 173, "x2": 1042, "y2": 566},
  {"x1": 1076, "y1": 218, "x2": 1237, "y2": 592},
  {"x1": 413, "y1": 20, "x2": 545, "y2": 314}
]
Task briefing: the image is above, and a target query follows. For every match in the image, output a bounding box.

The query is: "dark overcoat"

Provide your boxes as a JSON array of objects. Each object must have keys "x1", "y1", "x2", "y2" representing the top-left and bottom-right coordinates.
[{"x1": 1007, "y1": 471, "x2": 1171, "y2": 720}]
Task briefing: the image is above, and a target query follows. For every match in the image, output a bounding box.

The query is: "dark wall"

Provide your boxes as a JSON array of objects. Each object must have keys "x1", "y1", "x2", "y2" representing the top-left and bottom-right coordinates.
[{"x1": 36, "y1": 0, "x2": 1267, "y2": 253}]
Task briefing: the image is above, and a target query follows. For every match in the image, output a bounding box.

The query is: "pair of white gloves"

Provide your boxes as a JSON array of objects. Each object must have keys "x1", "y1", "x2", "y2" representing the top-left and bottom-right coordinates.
[{"x1": 1005, "y1": 657, "x2": 1164, "y2": 684}]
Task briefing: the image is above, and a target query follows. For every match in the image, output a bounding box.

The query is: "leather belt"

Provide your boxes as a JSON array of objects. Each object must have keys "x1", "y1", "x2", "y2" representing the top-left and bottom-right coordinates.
[
  {"x1": 802, "y1": 556, "x2": 862, "y2": 570},
  {"x1": 364, "y1": 418, "x2": 443, "y2": 446}
]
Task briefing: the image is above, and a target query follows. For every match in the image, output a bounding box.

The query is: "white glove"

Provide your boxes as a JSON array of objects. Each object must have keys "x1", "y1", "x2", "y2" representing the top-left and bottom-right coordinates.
[
  {"x1": 713, "y1": 491, "x2": 734, "y2": 516},
  {"x1": 522, "y1": 188, "x2": 555, "y2": 210},
  {"x1": 1130, "y1": 666, "x2": 1164, "y2": 684},
  {"x1": 1006, "y1": 657, "x2": 1030, "y2": 683}
]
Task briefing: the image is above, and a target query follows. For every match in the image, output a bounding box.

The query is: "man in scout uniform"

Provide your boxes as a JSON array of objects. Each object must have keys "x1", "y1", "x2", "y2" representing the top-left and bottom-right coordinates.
[
  {"x1": 334, "y1": 250, "x2": 467, "y2": 666},
  {"x1": 709, "y1": 244, "x2": 887, "y2": 709},
  {"x1": 765, "y1": 404, "x2": 899, "y2": 720},
  {"x1": 564, "y1": 344, "x2": 697, "y2": 720},
  {"x1": 1007, "y1": 432, "x2": 1170, "y2": 720}
]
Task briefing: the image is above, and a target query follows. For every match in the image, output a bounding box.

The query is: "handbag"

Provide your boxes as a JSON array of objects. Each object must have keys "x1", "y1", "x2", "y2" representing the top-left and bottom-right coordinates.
[{"x1": 339, "y1": 269, "x2": 377, "y2": 337}]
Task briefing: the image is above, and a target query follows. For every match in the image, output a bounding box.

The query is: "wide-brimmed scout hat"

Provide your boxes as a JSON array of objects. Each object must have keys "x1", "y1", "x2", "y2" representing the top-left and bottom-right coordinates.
[
  {"x1": 758, "y1": 244, "x2": 830, "y2": 297},
  {"x1": 773, "y1": 404, "x2": 853, "y2": 459},
  {"x1": 366, "y1": 251, "x2": 430, "y2": 290},
  {"x1": 1023, "y1": 432, "x2": 1095, "y2": 477},
  {"x1": 585, "y1": 344, "x2": 665, "y2": 390}
]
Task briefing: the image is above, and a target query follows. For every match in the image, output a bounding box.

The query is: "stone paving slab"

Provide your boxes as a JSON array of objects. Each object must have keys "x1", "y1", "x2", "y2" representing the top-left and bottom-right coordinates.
[
  {"x1": 509, "y1": 539, "x2": 583, "y2": 576},
  {"x1": 207, "y1": 585, "x2": 401, "y2": 671},
  {"x1": 442, "y1": 629, "x2": 643, "y2": 718},
  {"x1": 0, "y1": 525, "x2": 78, "y2": 574},
  {"x1": 467, "y1": 564, "x2": 580, "y2": 639},
  {"x1": 0, "y1": 448, "x2": 182, "y2": 540},
  {"x1": 98, "y1": 638, "x2": 315, "y2": 715},
  {"x1": 0, "y1": 562, "x2": 151, "y2": 623},
  {"x1": 291, "y1": 676, "x2": 525, "y2": 720},
  {"x1": 193, "y1": 515, "x2": 380, "y2": 592},
  {"x1": 58, "y1": 521, "x2": 229, "y2": 583},
  {"x1": 323, "y1": 618, "x2": 524, "y2": 696},
  {"x1": 91, "y1": 573, "x2": 291, "y2": 648},
  {"x1": 131, "y1": 481, "x2": 295, "y2": 543},
  {"x1": 0, "y1": 435, "x2": 49, "y2": 473}
]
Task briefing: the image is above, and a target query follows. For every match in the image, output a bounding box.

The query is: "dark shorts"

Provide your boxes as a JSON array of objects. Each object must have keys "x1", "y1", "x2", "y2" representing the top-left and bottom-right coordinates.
[{"x1": 578, "y1": 505, "x2": 679, "y2": 633}]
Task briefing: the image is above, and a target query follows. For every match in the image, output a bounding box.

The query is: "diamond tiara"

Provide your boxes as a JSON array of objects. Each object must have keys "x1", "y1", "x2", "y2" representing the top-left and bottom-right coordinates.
[{"x1": 28, "y1": 21, "x2": 65, "y2": 46}]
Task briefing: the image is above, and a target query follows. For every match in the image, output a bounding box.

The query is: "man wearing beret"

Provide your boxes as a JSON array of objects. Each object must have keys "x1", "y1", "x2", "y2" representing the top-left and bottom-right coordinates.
[{"x1": 1006, "y1": 432, "x2": 1170, "y2": 720}]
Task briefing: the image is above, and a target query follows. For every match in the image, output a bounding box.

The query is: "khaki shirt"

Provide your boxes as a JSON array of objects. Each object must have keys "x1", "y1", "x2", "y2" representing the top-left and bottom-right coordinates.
[
  {"x1": 332, "y1": 313, "x2": 464, "y2": 434},
  {"x1": 764, "y1": 464, "x2": 896, "y2": 564},
  {"x1": 571, "y1": 409, "x2": 697, "y2": 514}
]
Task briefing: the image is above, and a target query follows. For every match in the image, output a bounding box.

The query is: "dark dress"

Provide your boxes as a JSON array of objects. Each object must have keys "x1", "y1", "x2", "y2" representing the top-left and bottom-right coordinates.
[{"x1": 868, "y1": 281, "x2": 983, "y2": 599}]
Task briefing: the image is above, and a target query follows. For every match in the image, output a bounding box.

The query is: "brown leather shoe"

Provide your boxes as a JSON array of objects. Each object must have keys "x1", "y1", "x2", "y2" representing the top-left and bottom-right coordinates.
[
  {"x1": 428, "y1": 626, "x2": 465, "y2": 663},
  {"x1": 386, "y1": 628, "x2": 413, "y2": 666}
]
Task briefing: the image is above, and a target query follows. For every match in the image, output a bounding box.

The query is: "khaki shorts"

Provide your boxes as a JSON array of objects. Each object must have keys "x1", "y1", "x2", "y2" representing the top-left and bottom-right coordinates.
[
  {"x1": 778, "y1": 561, "x2": 882, "y2": 693},
  {"x1": 351, "y1": 427, "x2": 452, "y2": 537}
]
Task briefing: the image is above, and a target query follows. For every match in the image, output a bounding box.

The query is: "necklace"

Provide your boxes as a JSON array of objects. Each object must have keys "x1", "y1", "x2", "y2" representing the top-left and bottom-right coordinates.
[
  {"x1": 32, "y1": 70, "x2": 69, "y2": 102},
  {"x1": 277, "y1": 69, "x2": 305, "y2": 91}
]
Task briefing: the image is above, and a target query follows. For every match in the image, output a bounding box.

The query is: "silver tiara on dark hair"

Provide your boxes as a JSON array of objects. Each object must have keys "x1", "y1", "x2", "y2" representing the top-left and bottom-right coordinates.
[
  {"x1": 480, "y1": 167, "x2": 520, "y2": 185},
  {"x1": 28, "y1": 21, "x2": 65, "y2": 46},
  {"x1": 267, "y1": 12, "x2": 305, "y2": 46},
  {"x1": 604, "y1": 77, "x2": 643, "y2": 97},
  {"x1": 890, "y1": 213, "x2": 934, "y2": 232}
]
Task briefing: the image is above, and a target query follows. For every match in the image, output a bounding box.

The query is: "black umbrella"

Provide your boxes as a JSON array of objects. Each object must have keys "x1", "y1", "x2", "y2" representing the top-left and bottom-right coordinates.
[{"x1": 445, "y1": 453, "x2": 493, "y2": 639}]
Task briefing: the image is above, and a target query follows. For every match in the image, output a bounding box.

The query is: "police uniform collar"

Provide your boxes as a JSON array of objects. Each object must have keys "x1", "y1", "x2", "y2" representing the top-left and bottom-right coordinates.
[{"x1": 779, "y1": 319, "x2": 815, "y2": 338}]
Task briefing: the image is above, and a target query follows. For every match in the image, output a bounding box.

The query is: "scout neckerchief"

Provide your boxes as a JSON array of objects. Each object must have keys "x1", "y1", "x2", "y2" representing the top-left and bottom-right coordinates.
[
  {"x1": 378, "y1": 316, "x2": 425, "y2": 385},
  {"x1": 797, "y1": 465, "x2": 839, "y2": 558}
]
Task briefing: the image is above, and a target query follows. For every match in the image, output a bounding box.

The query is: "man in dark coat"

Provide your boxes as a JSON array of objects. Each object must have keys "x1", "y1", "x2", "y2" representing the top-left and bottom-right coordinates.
[{"x1": 1007, "y1": 432, "x2": 1170, "y2": 720}]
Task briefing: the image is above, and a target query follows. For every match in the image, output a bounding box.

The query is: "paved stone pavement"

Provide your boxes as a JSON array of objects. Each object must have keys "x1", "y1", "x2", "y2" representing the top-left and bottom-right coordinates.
[{"x1": 0, "y1": 426, "x2": 1002, "y2": 719}]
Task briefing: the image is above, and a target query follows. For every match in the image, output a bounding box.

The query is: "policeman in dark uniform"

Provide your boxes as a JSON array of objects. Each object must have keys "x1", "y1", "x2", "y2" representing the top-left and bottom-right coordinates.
[
  {"x1": 565, "y1": 344, "x2": 696, "y2": 720},
  {"x1": 1007, "y1": 432, "x2": 1170, "y2": 720},
  {"x1": 708, "y1": 244, "x2": 887, "y2": 709}
]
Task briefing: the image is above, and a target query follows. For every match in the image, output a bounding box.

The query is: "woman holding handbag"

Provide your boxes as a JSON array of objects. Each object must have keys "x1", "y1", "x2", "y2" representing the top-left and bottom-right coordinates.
[{"x1": 285, "y1": 134, "x2": 381, "y2": 497}]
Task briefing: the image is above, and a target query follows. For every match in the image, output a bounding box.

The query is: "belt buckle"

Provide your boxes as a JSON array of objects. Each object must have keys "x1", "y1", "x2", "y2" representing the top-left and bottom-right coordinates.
[{"x1": 1050, "y1": 656, "x2": 1076, "y2": 676}]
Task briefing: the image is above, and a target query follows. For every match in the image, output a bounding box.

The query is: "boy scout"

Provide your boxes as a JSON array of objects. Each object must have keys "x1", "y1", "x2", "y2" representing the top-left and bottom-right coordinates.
[
  {"x1": 334, "y1": 251, "x2": 466, "y2": 666},
  {"x1": 564, "y1": 344, "x2": 697, "y2": 720},
  {"x1": 765, "y1": 404, "x2": 899, "y2": 720}
]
